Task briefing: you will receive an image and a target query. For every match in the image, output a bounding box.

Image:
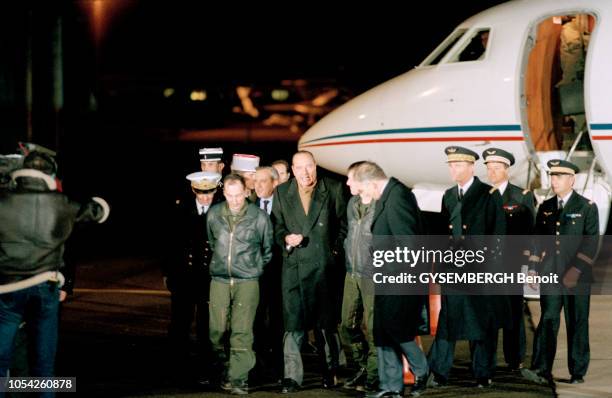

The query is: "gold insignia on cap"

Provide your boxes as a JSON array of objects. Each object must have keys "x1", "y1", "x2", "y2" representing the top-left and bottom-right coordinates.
[
  {"x1": 192, "y1": 180, "x2": 218, "y2": 191},
  {"x1": 550, "y1": 161, "x2": 560, "y2": 166},
  {"x1": 447, "y1": 147, "x2": 457, "y2": 153},
  {"x1": 486, "y1": 150, "x2": 496, "y2": 155}
]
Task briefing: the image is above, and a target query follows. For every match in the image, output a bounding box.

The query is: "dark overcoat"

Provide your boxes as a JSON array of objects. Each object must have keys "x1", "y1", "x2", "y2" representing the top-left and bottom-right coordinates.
[
  {"x1": 272, "y1": 176, "x2": 347, "y2": 331},
  {"x1": 437, "y1": 176, "x2": 509, "y2": 340},
  {"x1": 371, "y1": 177, "x2": 430, "y2": 346}
]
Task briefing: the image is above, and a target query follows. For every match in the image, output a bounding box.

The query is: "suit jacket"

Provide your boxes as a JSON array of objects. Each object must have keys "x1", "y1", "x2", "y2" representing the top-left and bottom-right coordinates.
[
  {"x1": 370, "y1": 177, "x2": 430, "y2": 345},
  {"x1": 272, "y1": 176, "x2": 347, "y2": 331},
  {"x1": 532, "y1": 191, "x2": 599, "y2": 289}
]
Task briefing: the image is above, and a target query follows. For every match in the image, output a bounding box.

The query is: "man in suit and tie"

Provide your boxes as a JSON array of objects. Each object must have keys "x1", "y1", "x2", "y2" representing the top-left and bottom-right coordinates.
[
  {"x1": 483, "y1": 148, "x2": 536, "y2": 370},
  {"x1": 253, "y1": 166, "x2": 283, "y2": 382},
  {"x1": 522, "y1": 159, "x2": 599, "y2": 385},
  {"x1": 162, "y1": 171, "x2": 222, "y2": 385},
  {"x1": 272, "y1": 150, "x2": 347, "y2": 393}
]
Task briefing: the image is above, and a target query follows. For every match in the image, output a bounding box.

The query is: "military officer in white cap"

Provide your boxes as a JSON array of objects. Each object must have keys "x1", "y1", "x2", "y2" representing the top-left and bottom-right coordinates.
[
  {"x1": 162, "y1": 171, "x2": 222, "y2": 385},
  {"x1": 231, "y1": 153, "x2": 260, "y2": 202},
  {"x1": 199, "y1": 147, "x2": 225, "y2": 175}
]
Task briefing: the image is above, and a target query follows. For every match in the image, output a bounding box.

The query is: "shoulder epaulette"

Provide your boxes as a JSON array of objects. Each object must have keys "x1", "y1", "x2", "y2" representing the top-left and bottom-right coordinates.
[
  {"x1": 522, "y1": 189, "x2": 529, "y2": 195},
  {"x1": 489, "y1": 186, "x2": 498, "y2": 194}
]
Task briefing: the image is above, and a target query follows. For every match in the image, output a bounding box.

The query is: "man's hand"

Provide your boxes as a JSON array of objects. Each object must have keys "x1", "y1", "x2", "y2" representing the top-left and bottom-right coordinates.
[
  {"x1": 59, "y1": 290, "x2": 67, "y2": 302},
  {"x1": 285, "y1": 234, "x2": 304, "y2": 248},
  {"x1": 563, "y1": 266, "x2": 581, "y2": 289},
  {"x1": 163, "y1": 276, "x2": 169, "y2": 290}
]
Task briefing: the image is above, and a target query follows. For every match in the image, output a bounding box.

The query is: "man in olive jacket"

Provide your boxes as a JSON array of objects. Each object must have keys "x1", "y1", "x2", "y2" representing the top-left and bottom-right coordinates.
[
  {"x1": 207, "y1": 174, "x2": 273, "y2": 394},
  {"x1": 272, "y1": 150, "x2": 347, "y2": 393},
  {"x1": 341, "y1": 161, "x2": 378, "y2": 391}
]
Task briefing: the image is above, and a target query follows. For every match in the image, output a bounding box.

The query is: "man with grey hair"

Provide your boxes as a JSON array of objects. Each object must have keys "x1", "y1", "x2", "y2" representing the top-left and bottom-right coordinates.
[
  {"x1": 353, "y1": 161, "x2": 430, "y2": 398},
  {"x1": 254, "y1": 166, "x2": 279, "y2": 215},
  {"x1": 272, "y1": 150, "x2": 347, "y2": 393}
]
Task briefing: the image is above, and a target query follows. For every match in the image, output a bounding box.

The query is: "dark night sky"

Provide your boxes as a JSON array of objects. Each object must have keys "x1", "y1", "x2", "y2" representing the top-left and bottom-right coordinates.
[
  {"x1": 95, "y1": 1, "x2": 508, "y2": 88},
  {"x1": 2, "y1": 1, "x2": 509, "y2": 255}
]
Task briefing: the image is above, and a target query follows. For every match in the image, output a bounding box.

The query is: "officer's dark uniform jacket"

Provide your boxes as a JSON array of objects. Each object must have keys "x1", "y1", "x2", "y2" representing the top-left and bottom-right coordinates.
[
  {"x1": 206, "y1": 202, "x2": 273, "y2": 283},
  {"x1": 0, "y1": 172, "x2": 106, "y2": 284},
  {"x1": 502, "y1": 183, "x2": 536, "y2": 235},
  {"x1": 162, "y1": 193, "x2": 221, "y2": 295},
  {"x1": 344, "y1": 195, "x2": 375, "y2": 277},
  {"x1": 501, "y1": 182, "x2": 536, "y2": 272},
  {"x1": 530, "y1": 191, "x2": 599, "y2": 286},
  {"x1": 437, "y1": 176, "x2": 508, "y2": 340}
]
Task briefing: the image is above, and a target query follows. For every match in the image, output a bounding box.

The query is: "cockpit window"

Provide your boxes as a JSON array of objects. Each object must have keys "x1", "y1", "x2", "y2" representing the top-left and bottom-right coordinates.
[
  {"x1": 420, "y1": 28, "x2": 467, "y2": 66},
  {"x1": 449, "y1": 28, "x2": 491, "y2": 62}
]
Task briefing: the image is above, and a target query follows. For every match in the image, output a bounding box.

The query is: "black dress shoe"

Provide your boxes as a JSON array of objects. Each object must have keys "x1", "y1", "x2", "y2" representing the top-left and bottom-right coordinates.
[
  {"x1": 426, "y1": 372, "x2": 447, "y2": 388},
  {"x1": 322, "y1": 370, "x2": 340, "y2": 388},
  {"x1": 230, "y1": 383, "x2": 249, "y2": 395},
  {"x1": 344, "y1": 367, "x2": 366, "y2": 389},
  {"x1": 521, "y1": 368, "x2": 553, "y2": 385},
  {"x1": 281, "y1": 378, "x2": 299, "y2": 394},
  {"x1": 507, "y1": 362, "x2": 523, "y2": 371},
  {"x1": 476, "y1": 378, "x2": 492, "y2": 388},
  {"x1": 410, "y1": 376, "x2": 428, "y2": 396},
  {"x1": 365, "y1": 390, "x2": 402, "y2": 398},
  {"x1": 569, "y1": 376, "x2": 584, "y2": 384},
  {"x1": 196, "y1": 374, "x2": 211, "y2": 386}
]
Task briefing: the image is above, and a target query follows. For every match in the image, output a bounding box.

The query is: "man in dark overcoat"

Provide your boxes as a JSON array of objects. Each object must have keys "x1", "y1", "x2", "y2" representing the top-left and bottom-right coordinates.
[
  {"x1": 271, "y1": 150, "x2": 347, "y2": 393},
  {"x1": 353, "y1": 161, "x2": 430, "y2": 398},
  {"x1": 483, "y1": 148, "x2": 536, "y2": 370},
  {"x1": 428, "y1": 146, "x2": 507, "y2": 388}
]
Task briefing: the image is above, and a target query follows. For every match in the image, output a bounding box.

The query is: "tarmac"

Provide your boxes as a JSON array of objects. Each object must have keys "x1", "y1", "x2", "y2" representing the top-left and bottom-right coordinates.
[
  {"x1": 527, "y1": 296, "x2": 612, "y2": 398},
  {"x1": 55, "y1": 255, "x2": 558, "y2": 397}
]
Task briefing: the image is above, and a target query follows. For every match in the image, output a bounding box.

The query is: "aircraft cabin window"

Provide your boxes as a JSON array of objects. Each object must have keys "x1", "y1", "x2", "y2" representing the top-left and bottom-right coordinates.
[
  {"x1": 421, "y1": 28, "x2": 467, "y2": 66},
  {"x1": 450, "y1": 28, "x2": 491, "y2": 62}
]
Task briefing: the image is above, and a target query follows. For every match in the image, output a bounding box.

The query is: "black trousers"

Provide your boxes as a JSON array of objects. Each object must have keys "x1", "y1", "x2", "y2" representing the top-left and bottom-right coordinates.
[
  {"x1": 492, "y1": 295, "x2": 526, "y2": 367},
  {"x1": 531, "y1": 291, "x2": 590, "y2": 377},
  {"x1": 253, "y1": 265, "x2": 284, "y2": 379},
  {"x1": 169, "y1": 289, "x2": 211, "y2": 369},
  {"x1": 428, "y1": 337, "x2": 496, "y2": 379}
]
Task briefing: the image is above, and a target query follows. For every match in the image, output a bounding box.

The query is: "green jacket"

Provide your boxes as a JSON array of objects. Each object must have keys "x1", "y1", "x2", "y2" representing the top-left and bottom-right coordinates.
[
  {"x1": 207, "y1": 202, "x2": 273, "y2": 283},
  {"x1": 344, "y1": 195, "x2": 375, "y2": 277}
]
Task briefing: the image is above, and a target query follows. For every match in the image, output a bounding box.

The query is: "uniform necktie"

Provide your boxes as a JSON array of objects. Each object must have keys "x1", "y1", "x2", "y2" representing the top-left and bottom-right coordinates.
[
  {"x1": 458, "y1": 188, "x2": 464, "y2": 201},
  {"x1": 263, "y1": 200, "x2": 270, "y2": 214},
  {"x1": 558, "y1": 199, "x2": 564, "y2": 210}
]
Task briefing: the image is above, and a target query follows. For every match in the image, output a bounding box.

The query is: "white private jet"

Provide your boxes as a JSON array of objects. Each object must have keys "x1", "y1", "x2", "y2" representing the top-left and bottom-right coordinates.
[{"x1": 298, "y1": 0, "x2": 612, "y2": 234}]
